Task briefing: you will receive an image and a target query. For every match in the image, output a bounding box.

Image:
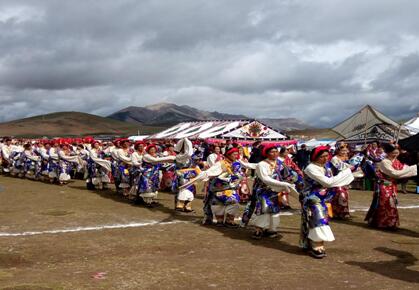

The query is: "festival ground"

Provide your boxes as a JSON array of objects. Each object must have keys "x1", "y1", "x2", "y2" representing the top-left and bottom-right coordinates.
[{"x1": 0, "y1": 176, "x2": 418, "y2": 290}]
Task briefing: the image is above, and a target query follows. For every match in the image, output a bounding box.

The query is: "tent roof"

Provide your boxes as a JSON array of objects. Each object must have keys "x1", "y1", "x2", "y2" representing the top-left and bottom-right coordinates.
[
  {"x1": 404, "y1": 113, "x2": 419, "y2": 135},
  {"x1": 147, "y1": 119, "x2": 287, "y2": 140},
  {"x1": 332, "y1": 105, "x2": 409, "y2": 142}
]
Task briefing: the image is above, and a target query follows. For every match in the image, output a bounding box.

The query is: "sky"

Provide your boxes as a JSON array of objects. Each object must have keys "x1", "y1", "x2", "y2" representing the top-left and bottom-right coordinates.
[{"x1": 0, "y1": 0, "x2": 419, "y2": 127}]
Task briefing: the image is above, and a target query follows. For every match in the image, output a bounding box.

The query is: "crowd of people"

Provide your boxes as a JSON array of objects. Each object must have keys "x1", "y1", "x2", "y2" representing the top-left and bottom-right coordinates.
[{"x1": 0, "y1": 136, "x2": 417, "y2": 259}]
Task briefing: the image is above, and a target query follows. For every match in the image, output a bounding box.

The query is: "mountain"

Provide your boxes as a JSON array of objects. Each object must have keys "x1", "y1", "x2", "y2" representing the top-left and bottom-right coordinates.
[
  {"x1": 286, "y1": 128, "x2": 339, "y2": 139},
  {"x1": 259, "y1": 118, "x2": 312, "y2": 131},
  {"x1": 0, "y1": 112, "x2": 164, "y2": 137},
  {"x1": 107, "y1": 102, "x2": 248, "y2": 126},
  {"x1": 108, "y1": 102, "x2": 312, "y2": 131}
]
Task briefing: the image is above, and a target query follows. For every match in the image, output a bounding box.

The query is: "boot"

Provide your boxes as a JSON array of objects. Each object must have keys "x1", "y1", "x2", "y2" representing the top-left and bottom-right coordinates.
[
  {"x1": 175, "y1": 200, "x2": 184, "y2": 211},
  {"x1": 184, "y1": 201, "x2": 193, "y2": 212},
  {"x1": 215, "y1": 215, "x2": 225, "y2": 226},
  {"x1": 225, "y1": 214, "x2": 238, "y2": 228}
]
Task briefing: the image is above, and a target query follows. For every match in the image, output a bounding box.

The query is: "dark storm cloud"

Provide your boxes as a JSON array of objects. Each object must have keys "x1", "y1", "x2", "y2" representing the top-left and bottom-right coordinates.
[
  {"x1": 372, "y1": 53, "x2": 419, "y2": 96},
  {"x1": 0, "y1": 0, "x2": 418, "y2": 126}
]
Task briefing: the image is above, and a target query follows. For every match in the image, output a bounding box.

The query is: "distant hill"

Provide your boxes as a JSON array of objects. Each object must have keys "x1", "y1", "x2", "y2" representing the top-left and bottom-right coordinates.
[
  {"x1": 108, "y1": 102, "x2": 311, "y2": 130},
  {"x1": 260, "y1": 118, "x2": 312, "y2": 131},
  {"x1": 108, "y1": 103, "x2": 249, "y2": 126},
  {"x1": 286, "y1": 128, "x2": 339, "y2": 140},
  {"x1": 0, "y1": 112, "x2": 164, "y2": 137}
]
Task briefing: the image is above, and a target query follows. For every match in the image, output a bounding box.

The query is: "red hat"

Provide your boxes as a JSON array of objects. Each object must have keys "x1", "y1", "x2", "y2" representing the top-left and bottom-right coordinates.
[
  {"x1": 225, "y1": 147, "x2": 239, "y2": 156},
  {"x1": 262, "y1": 144, "x2": 278, "y2": 158},
  {"x1": 83, "y1": 137, "x2": 94, "y2": 144},
  {"x1": 146, "y1": 143, "x2": 157, "y2": 153},
  {"x1": 310, "y1": 145, "x2": 330, "y2": 161}
]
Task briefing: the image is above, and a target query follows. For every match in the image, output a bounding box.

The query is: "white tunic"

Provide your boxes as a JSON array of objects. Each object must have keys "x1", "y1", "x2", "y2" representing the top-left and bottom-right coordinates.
[
  {"x1": 378, "y1": 159, "x2": 417, "y2": 179},
  {"x1": 142, "y1": 154, "x2": 176, "y2": 164},
  {"x1": 304, "y1": 163, "x2": 354, "y2": 189},
  {"x1": 24, "y1": 150, "x2": 41, "y2": 162},
  {"x1": 131, "y1": 151, "x2": 144, "y2": 167},
  {"x1": 115, "y1": 148, "x2": 132, "y2": 165},
  {"x1": 256, "y1": 160, "x2": 296, "y2": 193}
]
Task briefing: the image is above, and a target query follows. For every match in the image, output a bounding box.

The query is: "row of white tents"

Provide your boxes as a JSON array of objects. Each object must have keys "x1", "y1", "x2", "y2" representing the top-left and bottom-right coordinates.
[{"x1": 128, "y1": 105, "x2": 419, "y2": 146}]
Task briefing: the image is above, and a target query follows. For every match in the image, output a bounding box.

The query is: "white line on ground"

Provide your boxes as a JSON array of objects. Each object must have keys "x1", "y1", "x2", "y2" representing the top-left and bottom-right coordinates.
[
  {"x1": 0, "y1": 220, "x2": 183, "y2": 237},
  {"x1": 1, "y1": 205, "x2": 418, "y2": 237},
  {"x1": 350, "y1": 205, "x2": 419, "y2": 212}
]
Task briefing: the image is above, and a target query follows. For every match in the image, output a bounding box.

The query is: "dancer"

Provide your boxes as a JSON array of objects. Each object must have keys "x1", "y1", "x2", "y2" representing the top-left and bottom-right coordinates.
[
  {"x1": 365, "y1": 143, "x2": 417, "y2": 229},
  {"x1": 242, "y1": 145, "x2": 297, "y2": 239},
  {"x1": 329, "y1": 144, "x2": 352, "y2": 219},
  {"x1": 300, "y1": 146, "x2": 354, "y2": 259}
]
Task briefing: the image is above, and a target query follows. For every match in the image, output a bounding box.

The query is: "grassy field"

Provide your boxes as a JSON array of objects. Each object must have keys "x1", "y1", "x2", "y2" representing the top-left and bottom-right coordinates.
[{"x1": 0, "y1": 176, "x2": 418, "y2": 289}]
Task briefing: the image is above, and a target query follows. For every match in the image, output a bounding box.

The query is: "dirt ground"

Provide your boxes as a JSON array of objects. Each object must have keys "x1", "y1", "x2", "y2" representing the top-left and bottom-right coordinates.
[{"x1": 0, "y1": 175, "x2": 418, "y2": 290}]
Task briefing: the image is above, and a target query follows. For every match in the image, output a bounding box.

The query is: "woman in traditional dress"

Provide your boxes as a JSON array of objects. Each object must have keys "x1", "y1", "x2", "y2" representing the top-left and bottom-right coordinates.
[
  {"x1": 182, "y1": 147, "x2": 245, "y2": 227},
  {"x1": 58, "y1": 143, "x2": 84, "y2": 185},
  {"x1": 37, "y1": 141, "x2": 52, "y2": 181},
  {"x1": 206, "y1": 144, "x2": 223, "y2": 167},
  {"x1": 22, "y1": 143, "x2": 41, "y2": 180},
  {"x1": 365, "y1": 143, "x2": 417, "y2": 229},
  {"x1": 242, "y1": 145, "x2": 297, "y2": 239},
  {"x1": 113, "y1": 139, "x2": 133, "y2": 196},
  {"x1": 137, "y1": 144, "x2": 176, "y2": 206},
  {"x1": 300, "y1": 146, "x2": 354, "y2": 259},
  {"x1": 237, "y1": 145, "x2": 252, "y2": 203},
  {"x1": 172, "y1": 138, "x2": 200, "y2": 212},
  {"x1": 329, "y1": 144, "x2": 352, "y2": 219},
  {"x1": 160, "y1": 144, "x2": 177, "y2": 191},
  {"x1": 86, "y1": 141, "x2": 112, "y2": 190},
  {"x1": 129, "y1": 141, "x2": 145, "y2": 200},
  {"x1": 278, "y1": 146, "x2": 304, "y2": 209},
  {"x1": 47, "y1": 141, "x2": 61, "y2": 183}
]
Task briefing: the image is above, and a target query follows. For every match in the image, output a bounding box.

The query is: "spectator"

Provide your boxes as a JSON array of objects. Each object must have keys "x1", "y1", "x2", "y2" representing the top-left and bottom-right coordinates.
[{"x1": 295, "y1": 144, "x2": 310, "y2": 170}]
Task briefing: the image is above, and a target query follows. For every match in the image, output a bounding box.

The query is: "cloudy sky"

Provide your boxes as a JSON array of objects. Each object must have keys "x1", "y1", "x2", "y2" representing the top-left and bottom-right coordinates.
[{"x1": 1, "y1": 0, "x2": 419, "y2": 127}]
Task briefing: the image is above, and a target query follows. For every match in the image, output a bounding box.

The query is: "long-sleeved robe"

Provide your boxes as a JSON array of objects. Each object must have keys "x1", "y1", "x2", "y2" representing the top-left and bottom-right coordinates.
[{"x1": 365, "y1": 158, "x2": 417, "y2": 228}]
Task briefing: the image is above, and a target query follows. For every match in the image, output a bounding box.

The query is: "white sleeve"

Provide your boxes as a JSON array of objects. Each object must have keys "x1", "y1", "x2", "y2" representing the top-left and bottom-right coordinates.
[
  {"x1": 203, "y1": 162, "x2": 224, "y2": 178},
  {"x1": 24, "y1": 151, "x2": 41, "y2": 162},
  {"x1": 305, "y1": 164, "x2": 354, "y2": 188},
  {"x1": 110, "y1": 148, "x2": 119, "y2": 160},
  {"x1": 178, "y1": 162, "x2": 224, "y2": 190},
  {"x1": 91, "y1": 156, "x2": 112, "y2": 172},
  {"x1": 88, "y1": 148, "x2": 98, "y2": 158},
  {"x1": 39, "y1": 149, "x2": 50, "y2": 159},
  {"x1": 378, "y1": 160, "x2": 417, "y2": 179},
  {"x1": 1, "y1": 147, "x2": 10, "y2": 159},
  {"x1": 256, "y1": 162, "x2": 294, "y2": 192},
  {"x1": 131, "y1": 153, "x2": 143, "y2": 167},
  {"x1": 207, "y1": 154, "x2": 217, "y2": 167},
  {"x1": 58, "y1": 151, "x2": 80, "y2": 163},
  {"x1": 330, "y1": 156, "x2": 350, "y2": 171},
  {"x1": 143, "y1": 154, "x2": 176, "y2": 164},
  {"x1": 116, "y1": 149, "x2": 132, "y2": 164},
  {"x1": 49, "y1": 149, "x2": 59, "y2": 160}
]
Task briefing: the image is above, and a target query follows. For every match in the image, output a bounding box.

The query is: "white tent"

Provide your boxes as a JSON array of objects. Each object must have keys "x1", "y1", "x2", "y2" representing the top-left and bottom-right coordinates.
[
  {"x1": 300, "y1": 138, "x2": 336, "y2": 149},
  {"x1": 404, "y1": 113, "x2": 419, "y2": 135},
  {"x1": 128, "y1": 135, "x2": 149, "y2": 141},
  {"x1": 332, "y1": 105, "x2": 410, "y2": 143},
  {"x1": 147, "y1": 119, "x2": 288, "y2": 140}
]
